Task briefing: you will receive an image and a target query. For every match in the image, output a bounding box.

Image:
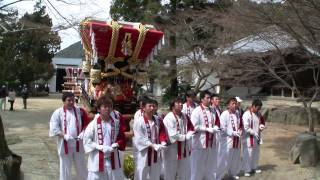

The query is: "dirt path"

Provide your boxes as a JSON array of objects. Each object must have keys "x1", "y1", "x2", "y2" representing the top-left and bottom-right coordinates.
[
  {"x1": 1, "y1": 95, "x2": 319, "y2": 180},
  {"x1": 1, "y1": 95, "x2": 61, "y2": 180},
  {"x1": 243, "y1": 122, "x2": 320, "y2": 180}
]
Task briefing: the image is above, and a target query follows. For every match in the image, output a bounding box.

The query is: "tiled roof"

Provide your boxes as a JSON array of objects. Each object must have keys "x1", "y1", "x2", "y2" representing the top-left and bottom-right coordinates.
[{"x1": 55, "y1": 41, "x2": 84, "y2": 58}]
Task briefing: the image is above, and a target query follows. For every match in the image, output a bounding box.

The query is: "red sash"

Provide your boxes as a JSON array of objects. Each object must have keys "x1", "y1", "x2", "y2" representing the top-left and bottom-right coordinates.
[
  {"x1": 230, "y1": 113, "x2": 240, "y2": 149},
  {"x1": 144, "y1": 115, "x2": 158, "y2": 166},
  {"x1": 97, "y1": 116, "x2": 104, "y2": 171},
  {"x1": 186, "y1": 115, "x2": 193, "y2": 156},
  {"x1": 186, "y1": 102, "x2": 191, "y2": 118},
  {"x1": 112, "y1": 111, "x2": 122, "y2": 169},
  {"x1": 213, "y1": 107, "x2": 221, "y2": 128},
  {"x1": 213, "y1": 106, "x2": 222, "y2": 116},
  {"x1": 249, "y1": 111, "x2": 254, "y2": 147},
  {"x1": 257, "y1": 112, "x2": 264, "y2": 146},
  {"x1": 97, "y1": 114, "x2": 119, "y2": 171},
  {"x1": 95, "y1": 89, "x2": 101, "y2": 99},
  {"x1": 200, "y1": 105, "x2": 215, "y2": 148},
  {"x1": 63, "y1": 106, "x2": 80, "y2": 154},
  {"x1": 172, "y1": 112, "x2": 188, "y2": 160}
]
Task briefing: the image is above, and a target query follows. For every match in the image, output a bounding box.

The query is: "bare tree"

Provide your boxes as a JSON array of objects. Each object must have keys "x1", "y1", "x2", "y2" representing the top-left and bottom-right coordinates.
[
  {"x1": 0, "y1": 0, "x2": 88, "y2": 34},
  {"x1": 226, "y1": 0, "x2": 320, "y2": 133},
  {"x1": 149, "y1": 3, "x2": 239, "y2": 95}
]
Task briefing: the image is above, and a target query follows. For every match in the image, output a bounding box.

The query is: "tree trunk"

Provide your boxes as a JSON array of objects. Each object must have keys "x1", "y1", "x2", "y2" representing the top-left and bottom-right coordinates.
[
  {"x1": 305, "y1": 106, "x2": 315, "y2": 133},
  {"x1": 169, "y1": 35, "x2": 178, "y2": 96},
  {"x1": 0, "y1": 115, "x2": 22, "y2": 180},
  {"x1": 0, "y1": 117, "x2": 11, "y2": 158}
]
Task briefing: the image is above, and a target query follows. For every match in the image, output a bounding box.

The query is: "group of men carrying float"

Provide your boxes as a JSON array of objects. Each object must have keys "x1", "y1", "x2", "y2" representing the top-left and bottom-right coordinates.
[{"x1": 49, "y1": 90, "x2": 265, "y2": 180}]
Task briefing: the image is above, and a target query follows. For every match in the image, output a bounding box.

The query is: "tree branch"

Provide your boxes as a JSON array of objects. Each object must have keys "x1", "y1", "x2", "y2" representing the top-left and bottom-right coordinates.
[{"x1": 0, "y1": 0, "x2": 32, "y2": 10}]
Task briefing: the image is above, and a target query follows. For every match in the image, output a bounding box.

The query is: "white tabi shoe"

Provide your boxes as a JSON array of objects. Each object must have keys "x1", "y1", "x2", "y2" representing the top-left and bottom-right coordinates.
[
  {"x1": 244, "y1": 173, "x2": 251, "y2": 177},
  {"x1": 233, "y1": 175, "x2": 240, "y2": 180},
  {"x1": 255, "y1": 169, "x2": 262, "y2": 174}
]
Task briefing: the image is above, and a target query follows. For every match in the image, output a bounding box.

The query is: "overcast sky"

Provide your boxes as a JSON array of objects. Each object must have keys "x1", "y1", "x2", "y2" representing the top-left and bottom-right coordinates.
[{"x1": 4, "y1": 0, "x2": 112, "y2": 50}]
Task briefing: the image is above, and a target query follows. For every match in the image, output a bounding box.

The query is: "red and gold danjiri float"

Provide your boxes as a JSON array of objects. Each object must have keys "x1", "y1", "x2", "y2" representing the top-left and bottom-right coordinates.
[{"x1": 63, "y1": 19, "x2": 164, "y2": 123}]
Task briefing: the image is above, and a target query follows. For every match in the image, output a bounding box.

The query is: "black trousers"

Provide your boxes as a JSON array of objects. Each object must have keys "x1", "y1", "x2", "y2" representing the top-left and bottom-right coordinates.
[
  {"x1": 23, "y1": 98, "x2": 27, "y2": 109},
  {"x1": 9, "y1": 100, "x2": 14, "y2": 111}
]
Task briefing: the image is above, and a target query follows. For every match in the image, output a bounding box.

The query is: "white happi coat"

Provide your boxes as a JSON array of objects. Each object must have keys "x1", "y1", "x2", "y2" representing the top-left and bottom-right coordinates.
[
  {"x1": 190, "y1": 105, "x2": 218, "y2": 180},
  {"x1": 162, "y1": 112, "x2": 192, "y2": 180},
  {"x1": 242, "y1": 110, "x2": 264, "y2": 173},
  {"x1": 49, "y1": 106, "x2": 87, "y2": 180},
  {"x1": 191, "y1": 105, "x2": 218, "y2": 149},
  {"x1": 49, "y1": 106, "x2": 85, "y2": 154},
  {"x1": 218, "y1": 110, "x2": 242, "y2": 177},
  {"x1": 83, "y1": 113, "x2": 122, "y2": 172},
  {"x1": 242, "y1": 110, "x2": 262, "y2": 148},
  {"x1": 182, "y1": 102, "x2": 197, "y2": 119},
  {"x1": 134, "y1": 109, "x2": 144, "y2": 122},
  {"x1": 133, "y1": 115, "x2": 163, "y2": 180},
  {"x1": 211, "y1": 105, "x2": 222, "y2": 117},
  {"x1": 133, "y1": 109, "x2": 144, "y2": 179},
  {"x1": 219, "y1": 111, "x2": 242, "y2": 149}
]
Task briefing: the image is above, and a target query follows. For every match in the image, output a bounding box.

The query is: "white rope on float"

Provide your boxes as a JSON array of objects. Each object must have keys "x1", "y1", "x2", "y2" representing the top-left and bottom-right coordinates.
[
  {"x1": 161, "y1": 36, "x2": 165, "y2": 46},
  {"x1": 146, "y1": 56, "x2": 150, "y2": 67},
  {"x1": 157, "y1": 40, "x2": 162, "y2": 50},
  {"x1": 107, "y1": 63, "x2": 115, "y2": 69},
  {"x1": 91, "y1": 31, "x2": 98, "y2": 65},
  {"x1": 153, "y1": 46, "x2": 158, "y2": 56},
  {"x1": 130, "y1": 64, "x2": 136, "y2": 70},
  {"x1": 89, "y1": 23, "x2": 93, "y2": 37}
]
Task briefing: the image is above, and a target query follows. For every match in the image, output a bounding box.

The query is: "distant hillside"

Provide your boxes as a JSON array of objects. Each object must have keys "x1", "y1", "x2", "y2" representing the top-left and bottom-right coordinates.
[{"x1": 55, "y1": 41, "x2": 84, "y2": 58}]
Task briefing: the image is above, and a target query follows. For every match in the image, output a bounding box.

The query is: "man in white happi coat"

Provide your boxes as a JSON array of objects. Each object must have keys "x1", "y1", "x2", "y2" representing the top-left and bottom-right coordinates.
[
  {"x1": 132, "y1": 96, "x2": 148, "y2": 180},
  {"x1": 217, "y1": 97, "x2": 243, "y2": 180},
  {"x1": 134, "y1": 96, "x2": 147, "y2": 122},
  {"x1": 83, "y1": 95, "x2": 126, "y2": 180},
  {"x1": 162, "y1": 97, "x2": 195, "y2": 180},
  {"x1": 210, "y1": 93, "x2": 226, "y2": 180},
  {"x1": 49, "y1": 92, "x2": 90, "y2": 180},
  {"x1": 151, "y1": 99, "x2": 166, "y2": 179},
  {"x1": 152, "y1": 99, "x2": 163, "y2": 120},
  {"x1": 190, "y1": 90, "x2": 220, "y2": 180},
  {"x1": 210, "y1": 94, "x2": 222, "y2": 155},
  {"x1": 211, "y1": 93, "x2": 223, "y2": 118},
  {"x1": 133, "y1": 98, "x2": 167, "y2": 180},
  {"x1": 182, "y1": 90, "x2": 197, "y2": 119},
  {"x1": 242, "y1": 99, "x2": 265, "y2": 177},
  {"x1": 235, "y1": 97, "x2": 244, "y2": 119}
]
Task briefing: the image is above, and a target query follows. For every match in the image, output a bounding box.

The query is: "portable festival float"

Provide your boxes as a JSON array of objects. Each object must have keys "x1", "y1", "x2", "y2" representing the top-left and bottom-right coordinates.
[{"x1": 62, "y1": 19, "x2": 164, "y2": 127}]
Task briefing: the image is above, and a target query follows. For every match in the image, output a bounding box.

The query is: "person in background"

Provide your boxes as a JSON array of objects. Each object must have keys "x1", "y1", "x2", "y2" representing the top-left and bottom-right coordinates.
[
  {"x1": 45, "y1": 84, "x2": 50, "y2": 95},
  {"x1": 182, "y1": 90, "x2": 198, "y2": 119},
  {"x1": 235, "y1": 97, "x2": 244, "y2": 120},
  {"x1": 0, "y1": 85, "x2": 7, "y2": 111},
  {"x1": 21, "y1": 84, "x2": 29, "y2": 109},
  {"x1": 211, "y1": 93, "x2": 222, "y2": 117},
  {"x1": 8, "y1": 88, "x2": 16, "y2": 111},
  {"x1": 152, "y1": 99, "x2": 164, "y2": 120}
]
